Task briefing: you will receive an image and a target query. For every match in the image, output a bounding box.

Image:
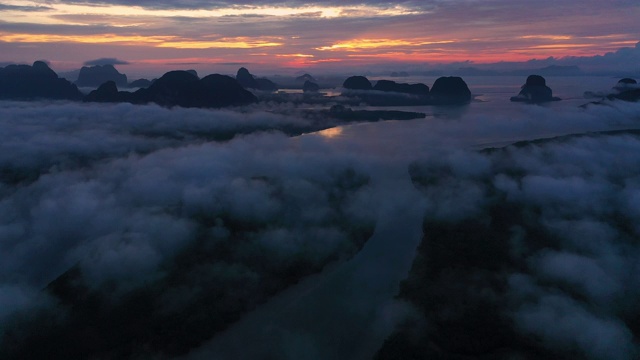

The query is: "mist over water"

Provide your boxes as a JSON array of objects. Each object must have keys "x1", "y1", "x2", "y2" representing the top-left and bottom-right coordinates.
[
  {"x1": 184, "y1": 158, "x2": 426, "y2": 359},
  {"x1": 1, "y1": 76, "x2": 640, "y2": 359},
  {"x1": 183, "y1": 77, "x2": 640, "y2": 359}
]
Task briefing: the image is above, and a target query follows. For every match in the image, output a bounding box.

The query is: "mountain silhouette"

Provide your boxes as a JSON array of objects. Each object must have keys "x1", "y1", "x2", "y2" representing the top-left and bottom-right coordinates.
[
  {"x1": 85, "y1": 71, "x2": 257, "y2": 108},
  {"x1": 510, "y1": 75, "x2": 561, "y2": 103},
  {"x1": 0, "y1": 61, "x2": 82, "y2": 100},
  {"x1": 76, "y1": 64, "x2": 128, "y2": 88}
]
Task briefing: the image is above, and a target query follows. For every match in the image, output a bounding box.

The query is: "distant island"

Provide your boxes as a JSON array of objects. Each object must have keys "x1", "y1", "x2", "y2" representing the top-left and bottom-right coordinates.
[
  {"x1": 340, "y1": 75, "x2": 471, "y2": 106},
  {"x1": 84, "y1": 70, "x2": 257, "y2": 108},
  {"x1": 510, "y1": 75, "x2": 562, "y2": 103},
  {"x1": 1, "y1": 62, "x2": 638, "y2": 111},
  {"x1": 0, "y1": 61, "x2": 83, "y2": 100},
  {"x1": 408, "y1": 64, "x2": 585, "y2": 77}
]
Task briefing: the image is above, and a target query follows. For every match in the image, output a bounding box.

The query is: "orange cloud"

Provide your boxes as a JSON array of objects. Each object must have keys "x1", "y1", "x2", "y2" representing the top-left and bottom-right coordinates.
[
  {"x1": 316, "y1": 38, "x2": 455, "y2": 51},
  {"x1": 157, "y1": 38, "x2": 282, "y2": 49},
  {"x1": 0, "y1": 32, "x2": 166, "y2": 45},
  {"x1": 520, "y1": 35, "x2": 574, "y2": 41},
  {"x1": 526, "y1": 43, "x2": 595, "y2": 49},
  {"x1": 275, "y1": 54, "x2": 315, "y2": 58},
  {"x1": 0, "y1": 32, "x2": 282, "y2": 49}
]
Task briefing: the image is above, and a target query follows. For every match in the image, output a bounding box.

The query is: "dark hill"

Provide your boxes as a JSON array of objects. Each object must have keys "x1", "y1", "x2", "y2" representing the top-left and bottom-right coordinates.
[
  {"x1": 0, "y1": 61, "x2": 82, "y2": 100},
  {"x1": 429, "y1": 76, "x2": 471, "y2": 105},
  {"x1": 341, "y1": 76, "x2": 472, "y2": 106},
  {"x1": 236, "y1": 67, "x2": 258, "y2": 89},
  {"x1": 343, "y1": 76, "x2": 373, "y2": 90},
  {"x1": 608, "y1": 78, "x2": 640, "y2": 102},
  {"x1": 76, "y1": 64, "x2": 128, "y2": 88},
  {"x1": 510, "y1": 75, "x2": 561, "y2": 103},
  {"x1": 295, "y1": 73, "x2": 317, "y2": 83},
  {"x1": 127, "y1": 78, "x2": 153, "y2": 88},
  {"x1": 200, "y1": 74, "x2": 259, "y2": 107},
  {"x1": 84, "y1": 71, "x2": 257, "y2": 108},
  {"x1": 303, "y1": 80, "x2": 320, "y2": 93},
  {"x1": 373, "y1": 80, "x2": 429, "y2": 95},
  {"x1": 84, "y1": 81, "x2": 133, "y2": 103},
  {"x1": 236, "y1": 67, "x2": 278, "y2": 91}
]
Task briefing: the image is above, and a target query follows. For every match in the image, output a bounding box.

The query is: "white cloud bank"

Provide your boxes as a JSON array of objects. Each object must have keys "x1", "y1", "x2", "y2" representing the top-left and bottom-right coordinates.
[{"x1": 1, "y1": 97, "x2": 640, "y2": 358}]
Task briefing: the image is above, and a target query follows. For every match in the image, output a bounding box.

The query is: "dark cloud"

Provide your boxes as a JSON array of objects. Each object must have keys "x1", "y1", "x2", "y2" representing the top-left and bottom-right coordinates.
[
  {"x1": 220, "y1": 13, "x2": 270, "y2": 18},
  {"x1": 83, "y1": 57, "x2": 130, "y2": 66},
  {"x1": 215, "y1": 62, "x2": 251, "y2": 66},
  {"x1": 0, "y1": 20, "x2": 121, "y2": 36},
  {"x1": 165, "y1": 61, "x2": 205, "y2": 65},
  {"x1": 51, "y1": 0, "x2": 427, "y2": 10},
  {"x1": 462, "y1": 41, "x2": 640, "y2": 75},
  {"x1": 0, "y1": 3, "x2": 53, "y2": 11},
  {"x1": 560, "y1": 41, "x2": 640, "y2": 73}
]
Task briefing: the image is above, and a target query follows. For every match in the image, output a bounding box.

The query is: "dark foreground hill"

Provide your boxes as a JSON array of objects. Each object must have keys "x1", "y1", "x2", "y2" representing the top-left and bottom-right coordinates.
[
  {"x1": 608, "y1": 78, "x2": 640, "y2": 102},
  {"x1": 341, "y1": 76, "x2": 471, "y2": 106},
  {"x1": 85, "y1": 71, "x2": 257, "y2": 108},
  {"x1": 236, "y1": 67, "x2": 278, "y2": 92},
  {"x1": 0, "y1": 61, "x2": 82, "y2": 100},
  {"x1": 511, "y1": 75, "x2": 561, "y2": 103},
  {"x1": 75, "y1": 64, "x2": 128, "y2": 88}
]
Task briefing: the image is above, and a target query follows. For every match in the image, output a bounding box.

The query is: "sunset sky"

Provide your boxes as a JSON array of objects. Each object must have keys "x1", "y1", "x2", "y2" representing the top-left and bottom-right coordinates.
[{"x1": 0, "y1": 0, "x2": 638, "y2": 76}]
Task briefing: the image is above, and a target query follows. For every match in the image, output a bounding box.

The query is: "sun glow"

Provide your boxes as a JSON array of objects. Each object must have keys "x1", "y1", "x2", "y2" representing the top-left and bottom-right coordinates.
[
  {"x1": 157, "y1": 37, "x2": 283, "y2": 49},
  {"x1": 520, "y1": 35, "x2": 574, "y2": 41},
  {"x1": 317, "y1": 39, "x2": 455, "y2": 51},
  {"x1": 275, "y1": 54, "x2": 315, "y2": 58},
  {"x1": 0, "y1": 33, "x2": 167, "y2": 45}
]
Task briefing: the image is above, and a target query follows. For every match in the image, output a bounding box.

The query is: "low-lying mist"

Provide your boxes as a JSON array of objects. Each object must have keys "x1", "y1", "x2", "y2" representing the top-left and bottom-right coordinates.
[
  {"x1": 0, "y1": 101, "x2": 378, "y2": 357},
  {"x1": 378, "y1": 131, "x2": 640, "y2": 360},
  {"x1": 0, "y1": 98, "x2": 639, "y2": 359}
]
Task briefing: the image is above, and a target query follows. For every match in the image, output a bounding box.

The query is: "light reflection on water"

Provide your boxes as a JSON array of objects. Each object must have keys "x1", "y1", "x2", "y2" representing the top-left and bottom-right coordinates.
[
  {"x1": 277, "y1": 88, "x2": 342, "y2": 97},
  {"x1": 303, "y1": 103, "x2": 640, "y2": 157},
  {"x1": 367, "y1": 75, "x2": 618, "y2": 101},
  {"x1": 315, "y1": 126, "x2": 343, "y2": 139},
  {"x1": 300, "y1": 76, "x2": 638, "y2": 154}
]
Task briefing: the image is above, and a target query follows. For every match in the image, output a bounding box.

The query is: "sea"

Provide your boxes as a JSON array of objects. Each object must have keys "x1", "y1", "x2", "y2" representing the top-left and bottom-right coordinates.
[{"x1": 303, "y1": 75, "x2": 636, "y2": 149}]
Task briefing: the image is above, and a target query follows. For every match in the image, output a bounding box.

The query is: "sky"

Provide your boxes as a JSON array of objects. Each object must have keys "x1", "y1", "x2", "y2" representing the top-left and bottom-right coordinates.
[{"x1": 0, "y1": 1, "x2": 639, "y2": 76}]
